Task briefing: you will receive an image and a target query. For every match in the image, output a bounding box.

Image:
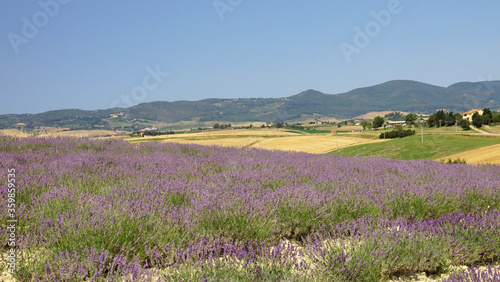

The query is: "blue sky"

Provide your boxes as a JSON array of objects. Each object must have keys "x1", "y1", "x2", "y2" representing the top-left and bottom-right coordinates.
[{"x1": 1, "y1": 1, "x2": 500, "y2": 114}]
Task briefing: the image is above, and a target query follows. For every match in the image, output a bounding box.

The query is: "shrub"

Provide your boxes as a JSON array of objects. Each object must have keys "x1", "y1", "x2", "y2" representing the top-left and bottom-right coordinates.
[
  {"x1": 380, "y1": 129, "x2": 415, "y2": 139},
  {"x1": 443, "y1": 158, "x2": 467, "y2": 164}
]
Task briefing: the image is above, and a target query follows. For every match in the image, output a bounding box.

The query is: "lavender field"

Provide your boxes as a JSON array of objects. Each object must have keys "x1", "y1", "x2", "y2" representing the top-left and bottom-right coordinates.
[{"x1": 1, "y1": 136, "x2": 500, "y2": 281}]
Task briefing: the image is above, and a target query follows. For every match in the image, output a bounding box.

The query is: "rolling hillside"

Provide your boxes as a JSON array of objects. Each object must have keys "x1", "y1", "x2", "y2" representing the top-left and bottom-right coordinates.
[{"x1": 2, "y1": 80, "x2": 500, "y2": 131}]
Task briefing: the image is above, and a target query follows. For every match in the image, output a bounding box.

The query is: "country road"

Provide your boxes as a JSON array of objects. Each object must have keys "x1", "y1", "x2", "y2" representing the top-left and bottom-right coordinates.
[{"x1": 469, "y1": 125, "x2": 500, "y2": 136}]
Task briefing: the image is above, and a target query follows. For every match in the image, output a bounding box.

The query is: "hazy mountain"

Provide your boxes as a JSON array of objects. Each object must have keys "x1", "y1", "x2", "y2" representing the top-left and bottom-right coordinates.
[{"x1": 2, "y1": 80, "x2": 499, "y2": 131}]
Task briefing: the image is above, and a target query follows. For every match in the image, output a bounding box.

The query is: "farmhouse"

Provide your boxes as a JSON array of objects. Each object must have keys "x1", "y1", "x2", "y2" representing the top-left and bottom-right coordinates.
[
  {"x1": 462, "y1": 109, "x2": 483, "y2": 121},
  {"x1": 387, "y1": 121, "x2": 406, "y2": 127}
]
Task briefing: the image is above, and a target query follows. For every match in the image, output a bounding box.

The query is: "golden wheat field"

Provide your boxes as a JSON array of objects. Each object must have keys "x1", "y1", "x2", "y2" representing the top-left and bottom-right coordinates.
[
  {"x1": 250, "y1": 135, "x2": 386, "y2": 154},
  {"x1": 442, "y1": 143, "x2": 500, "y2": 164},
  {"x1": 0, "y1": 129, "x2": 31, "y2": 137},
  {"x1": 39, "y1": 130, "x2": 119, "y2": 137},
  {"x1": 164, "y1": 137, "x2": 264, "y2": 148},
  {"x1": 128, "y1": 129, "x2": 297, "y2": 142},
  {"x1": 0, "y1": 129, "x2": 122, "y2": 138},
  {"x1": 353, "y1": 111, "x2": 411, "y2": 120},
  {"x1": 135, "y1": 129, "x2": 387, "y2": 154}
]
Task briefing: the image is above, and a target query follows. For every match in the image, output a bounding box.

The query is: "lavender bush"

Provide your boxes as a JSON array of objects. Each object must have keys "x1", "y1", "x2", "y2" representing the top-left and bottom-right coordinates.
[
  {"x1": 0, "y1": 136, "x2": 499, "y2": 281},
  {"x1": 443, "y1": 265, "x2": 500, "y2": 281}
]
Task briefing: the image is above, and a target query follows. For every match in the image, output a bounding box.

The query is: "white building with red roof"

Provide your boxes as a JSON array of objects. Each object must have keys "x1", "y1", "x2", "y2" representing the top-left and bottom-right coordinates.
[{"x1": 462, "y1": 109, "x2": 483, "y2": 121}]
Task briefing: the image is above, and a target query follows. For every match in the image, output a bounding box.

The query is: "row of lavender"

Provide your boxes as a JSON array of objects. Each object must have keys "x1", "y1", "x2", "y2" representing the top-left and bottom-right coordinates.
[{"x1": 0, "y1": 136, "x2": 499, "y2": 281}]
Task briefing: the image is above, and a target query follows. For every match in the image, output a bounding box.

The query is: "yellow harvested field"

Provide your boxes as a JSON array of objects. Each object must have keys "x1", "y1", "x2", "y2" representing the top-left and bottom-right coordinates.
[
  {"x1": 164, "y1": 137, "x2": 263, "y2": 147},
  {"x1": 0, "y1": 129, "x2": 31, "y2": 137},
  {"x1": 442, "y1": 144, "x2": 500, "y2": 164},
  {"x1": 308, "y1": 125, "x2": 364, "y2": 132},
  {"x1": 354, "y1": 111, "x2": 410, "y2": 120},
  {"x1": 336, "y1": 125, "x2": 364, "y2": 132},
  {"x1": 129, "y1": 129, "x2": 298, "y2": 143},
  {"x1": 40, "y1": 130, "x2": 118, "y2": 137},
  {"x1": 153, "y1": 130, "x2": 386, "y2": 154},
  {"x1": 251, "y1": 135, "x2": 386, "y2": 154},
  {"x1": 1, "y1": 129, "x2": 125, "y2": 138},
  {"x1": 167, "y1": 129, "x2": 298, "y2": 137}
]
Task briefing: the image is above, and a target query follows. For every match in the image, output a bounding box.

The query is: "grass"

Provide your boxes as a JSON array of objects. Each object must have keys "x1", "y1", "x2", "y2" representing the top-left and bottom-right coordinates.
[
  {"x1": 481, "y1": 124, "x2": 500, "y2": 134},
  {"x1": 368, "y1": 125, "x2": 475, "y2": 134},
  {"x1": 329, "y1": 134, "x2": 500, "y2": 160},
  {"x1": 284, "y1": 129, "x2": 331, "y2": 134},
  {"x1": 284, "y1": 130, "x2": 304, "y2": 134}
]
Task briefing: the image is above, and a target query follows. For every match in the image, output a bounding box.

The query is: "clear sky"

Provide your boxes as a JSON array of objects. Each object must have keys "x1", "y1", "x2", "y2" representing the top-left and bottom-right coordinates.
[{"x1": 1, "y1": 1, "x2": 500, "y2": 114}]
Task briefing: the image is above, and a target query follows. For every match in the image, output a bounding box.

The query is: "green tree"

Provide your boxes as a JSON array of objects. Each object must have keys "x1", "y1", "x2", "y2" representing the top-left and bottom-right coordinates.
[
  {"x1": 361, "y1": 120, "x2": 372, "y2": 130},
  {"x1": 435, "y1": 110, "x2": 446, "y2": 126},
  {"x1": 482, "y1": 108, "x2": 492, "y2": 125},
  {"x1": 481, "y1": 114, "x2": 492, "y2": 125},
  {"x1": 384, "y1": 111, "x2": 405, "y2": 121},
  {"x1": 472, "y1": 112, "x2": 482, "y2": 128},
  {"x1": 373, "y1": 116, "x2": 384, "y2": 128},
  {"x1": 405, "y1": 113, "x2": 417, "y2": 127},
  {"x1": 459, "y1": 119, "x2": 470, "y2": 130},
  {"x1": 444, "y1": 111, "x2": 454, "y2": 126},
  {"x1": 213, "y1": 123, "x2": 220, "y2": 129},
  {"x1": 492, "y1": 111, "x2": 500, "y2": 124},
  {"x1": 483, "y1": 108, "x2": 492, "y2": 116},
  {"x1": 427, "y1": 113, "x2": 437, "y2": 127},
  {"x1": 453, "y1": 113, "x2": 463, "y2": 122}
]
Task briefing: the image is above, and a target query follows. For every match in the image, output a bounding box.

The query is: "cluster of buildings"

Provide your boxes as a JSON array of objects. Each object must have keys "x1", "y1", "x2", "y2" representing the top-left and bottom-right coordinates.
[
  {"x1": 375, "y1": 109, "x2": 488, "y2": 128},
  {"x1": 109, "y1": 112, "x2": 125, "y2": 118}
]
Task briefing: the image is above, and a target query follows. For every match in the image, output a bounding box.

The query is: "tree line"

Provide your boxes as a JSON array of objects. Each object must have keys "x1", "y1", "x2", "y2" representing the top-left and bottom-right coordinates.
[
  {"x1": 470, "y1": 108, "x2": 500, "y2": 128},
  {"x1": 427, "y1": 108, "x2": 500, "y2": 129}
]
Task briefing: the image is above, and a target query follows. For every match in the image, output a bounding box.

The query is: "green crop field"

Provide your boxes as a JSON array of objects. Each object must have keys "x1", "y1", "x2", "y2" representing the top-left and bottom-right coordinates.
[
  {"x1": 329, "y1": 135, "x2": 500, "y2": 160},
  {"x1": 284, "y1": 129, "x2": 331, "y2": 134}
]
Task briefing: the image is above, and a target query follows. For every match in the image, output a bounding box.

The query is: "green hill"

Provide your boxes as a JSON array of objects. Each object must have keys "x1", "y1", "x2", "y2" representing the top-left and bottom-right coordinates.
[
  {"x1": 2, "y1": 80, "x2": 500, "y2": 131},
  {"x1": 330, "y1": 135, "x2": 500, "y2": 160}
]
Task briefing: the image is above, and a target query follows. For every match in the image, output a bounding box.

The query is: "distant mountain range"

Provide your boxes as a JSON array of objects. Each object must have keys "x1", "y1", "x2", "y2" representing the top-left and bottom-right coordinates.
[{"x1": 2, "y1": 80, "x2": 500, "y2": 131}]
